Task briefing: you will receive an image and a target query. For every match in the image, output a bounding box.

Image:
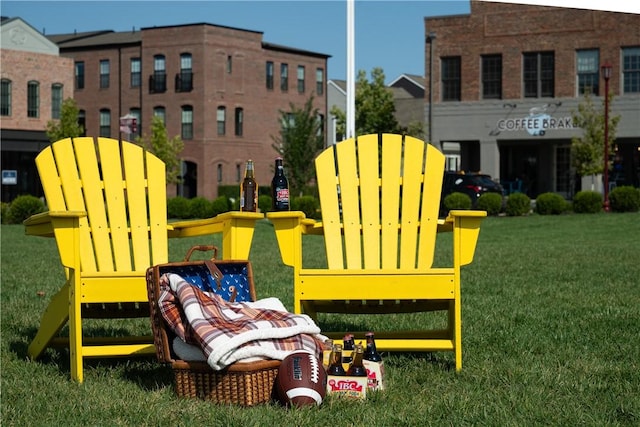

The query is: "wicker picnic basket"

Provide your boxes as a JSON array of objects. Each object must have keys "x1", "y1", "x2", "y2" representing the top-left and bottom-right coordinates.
[{"x1": 146, "y1": 253, "x2": 281, "y2": 406}]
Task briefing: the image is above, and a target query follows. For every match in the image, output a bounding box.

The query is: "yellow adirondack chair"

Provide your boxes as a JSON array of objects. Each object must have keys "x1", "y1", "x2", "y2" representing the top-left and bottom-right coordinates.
[
  {"x1": 24, "y1": 136, "x2": 262, "y2": 382},
  {"x1": 267, "y1": 134, "x2": 486, "y2": 370}
]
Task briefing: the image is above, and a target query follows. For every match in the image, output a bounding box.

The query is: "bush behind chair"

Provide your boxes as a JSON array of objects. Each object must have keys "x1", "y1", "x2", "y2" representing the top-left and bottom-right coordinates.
[
  {"x1": 608, "y1": 186, "x2": 640, "y2": 212},
  {"x1": 572, "y1": 191, "x2": 602, "y2": 214},
  {"x1": 505, "y1": 192, "x2": 531, "y2": 216},
  {"x1": 476, "y1": 192, "x2": 503, "y2": 216}
]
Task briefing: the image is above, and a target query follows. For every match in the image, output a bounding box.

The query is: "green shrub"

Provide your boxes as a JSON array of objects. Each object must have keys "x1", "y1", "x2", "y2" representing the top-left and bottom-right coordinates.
[
  {"x1": 444, "y1": 192, "x2": 472, "y2": 211},
  {"x1": 258, "y1": 195, "x2": 272, "y2": 213},
  {"x1": 572, "y1": 191, "x2": 602, "y2": 214},
  {"x1": 292, "y1": 195, "x2": 319, "y2": 219},
  {"x1": 211, "y1": 196, "x2": 231, "y2": 216},
  {"x1": 6, "y1": 195, "x2": 46, "y2": 224},
  {"x1": 167, "y1": 196, "x2": 190, "y2": 219},
  {"x1": 188, "y1": 197, "x2": 214, "y2": 219},
  {"x1": 608, "y1": 186, "x2": 640, "y2": 212},
  {"x1": 1, "y1": 202, "x2": 10, "y2": 224},
  {"x1": 535, "y1": 192, "x2": 568, "y2": 215},
  {"x1": 476, "y1": 193, "x2": 503, "y2": 215},
  {"x1": 505, "y1": 192, "x2": 531, "y2": 216}
]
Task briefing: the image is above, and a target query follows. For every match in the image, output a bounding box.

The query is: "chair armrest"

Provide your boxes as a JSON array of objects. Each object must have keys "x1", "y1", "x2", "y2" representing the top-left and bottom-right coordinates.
[
  {"x1": 24, "y1": 211, "x2": 87, "y2": 237},
  {"x1": 168, "y1": 211, "x2": 264, "y2": 259},
  {"x1": 266, "y1": 211, "x2": 321, "y2": 267},
  {"x1": 446, "y1": 209, "x2": 487, "y2": 266}
]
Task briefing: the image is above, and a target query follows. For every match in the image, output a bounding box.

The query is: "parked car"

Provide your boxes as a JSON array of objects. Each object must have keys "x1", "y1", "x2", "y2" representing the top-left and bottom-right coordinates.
[{"x1": 440, "y1": 171, "x2": 504, "y2": 215}]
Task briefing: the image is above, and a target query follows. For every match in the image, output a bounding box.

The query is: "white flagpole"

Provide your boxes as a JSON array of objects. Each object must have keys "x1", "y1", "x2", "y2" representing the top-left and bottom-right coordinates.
[{"x1": 346, "y1": 0, "x2": 355, "y2": 138}]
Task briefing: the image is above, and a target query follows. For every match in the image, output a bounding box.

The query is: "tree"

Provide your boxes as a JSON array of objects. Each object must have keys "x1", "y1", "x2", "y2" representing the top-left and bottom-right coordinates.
[
  {"x1": 135, "y1": 116, "x2": 184, "y2": 184},
  {"x1": 330, "y1": 67, "x2": 400, "y2": 138},
  {"x1": 45, "y1": 98, "x2": 84, "y2": 142},
  {"x1": 571, "y1": 91, "x2": 620, "y2": 185},
  {"x1": 272, "y1": 96, "x2": 324, "y2": 197}
]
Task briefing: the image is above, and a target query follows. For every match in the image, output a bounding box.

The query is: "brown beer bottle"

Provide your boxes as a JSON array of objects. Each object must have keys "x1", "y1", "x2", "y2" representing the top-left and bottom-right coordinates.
[
  {"x1": 240, "y1": 159, "x2": 257, "y2": 212},
  {"x1": 346, "y1": 344, "x2": 367, "y2": 377},
  {"x1": 328, "y1": 344, "x2": 346, "y2": 376},
  {"x1": 342, "y1": 333, "x2": 354, "y2": 364},
  {"x1": 363, "y1": 331, "x2": 382, "y2": 362},
  {"x1": 271, "y1": 157, "x2": 290, "y2": 211}
]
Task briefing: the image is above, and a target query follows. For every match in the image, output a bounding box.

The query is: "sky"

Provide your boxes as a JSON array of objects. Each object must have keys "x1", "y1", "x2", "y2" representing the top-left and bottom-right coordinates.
[{"x1": 2, "y1": 1, "x2": 638, "y2": 84}]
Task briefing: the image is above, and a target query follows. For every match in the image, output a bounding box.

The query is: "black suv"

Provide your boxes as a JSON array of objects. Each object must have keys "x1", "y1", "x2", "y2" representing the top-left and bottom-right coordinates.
[{"x1": 441, "y1": 172, "x2": 504, "y2": 214}]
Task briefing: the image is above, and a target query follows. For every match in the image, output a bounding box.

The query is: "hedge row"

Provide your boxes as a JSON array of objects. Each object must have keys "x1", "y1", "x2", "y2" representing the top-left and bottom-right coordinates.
[{"x1": 3, "y1": 186, "x2": 638, "y2": 224}]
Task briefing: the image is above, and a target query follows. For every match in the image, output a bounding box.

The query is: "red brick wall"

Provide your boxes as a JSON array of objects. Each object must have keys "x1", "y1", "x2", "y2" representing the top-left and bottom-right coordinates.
[
  {"x1": 64, "y1": 24, "x2": 327, "y2": 199},
  {"x1": 424, "y1": 1, "x2": 640, "y2": 102},
  {"x1": 1, "y1": 49, "x2": 74, "y2": 130}
]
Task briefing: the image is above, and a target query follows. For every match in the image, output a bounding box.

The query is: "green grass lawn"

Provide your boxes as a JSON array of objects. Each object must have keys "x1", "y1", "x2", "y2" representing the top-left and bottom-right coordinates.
[{"x1": 2, "y1": 213, "x2": 639, "y2": 426}]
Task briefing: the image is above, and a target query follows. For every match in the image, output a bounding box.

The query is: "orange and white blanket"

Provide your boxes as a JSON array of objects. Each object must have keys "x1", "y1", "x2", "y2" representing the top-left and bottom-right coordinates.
[{"x1": 158, "y1": 273, "x2": 324, "y2": 370}]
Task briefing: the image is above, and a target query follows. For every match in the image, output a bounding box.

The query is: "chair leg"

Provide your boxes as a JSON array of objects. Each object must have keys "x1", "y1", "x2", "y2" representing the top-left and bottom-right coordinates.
[
  {"x1": 69, "y1": 277, "x2": 84, "y2": 382},
  {"x1": 28, "y1": 282, "x2": 70, "y2": 360},
  {"x1": 451, "y1": 299, "x2": 462, "y2": 371}
]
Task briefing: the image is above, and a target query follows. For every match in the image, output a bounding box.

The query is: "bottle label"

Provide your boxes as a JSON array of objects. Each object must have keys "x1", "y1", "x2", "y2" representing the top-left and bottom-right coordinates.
[{"x1": 275, "y1": 188, "x2": 289, "y2": 202}]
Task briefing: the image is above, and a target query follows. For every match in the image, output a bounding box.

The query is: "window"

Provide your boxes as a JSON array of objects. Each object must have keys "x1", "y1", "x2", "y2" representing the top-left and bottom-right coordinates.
[
  {"x1": 51, "y1": 83, "x2": 63, "y2": 119},
  {"x1": 99, "y1": 109, "x2": 111, "y2": 137},
  {"x1": 623, "y1": 47, "x2": 640, "y2": 94},
  {"x1": 266, "y1": 61, "x2": 274, "y2": 90},
  {"x1": 235, "y1": 107, "x2": 243, "y2": 136},
  {"x1": 75, "y1": 61, "x2": 85, "y2": 90},
  {"x1": 482, "y1": 55, "x2": 502, "y2": 99},
  {"x1": 236, "y1": 164, "x2": 241, "y2": 182},
  {"x1": 153, "y1": 106, "x2": 166, "y2": 125},
  {"x1": 217, "y1": 106, "x2": 226, "y2": 135},
  {"x1": 441, "y1": 57, "x2": 461, "y2": 101},
  {"x1": 227, "y1": 55, "x2": 232, "y2": 74},
  {"x1": 1, "y1": 79, "x2": 11, "y2": 116},
  {"x1": 577, "y1": 49, "x2": 599, "y2": 95},
  {"x1": 316, "y1": 68, "x2": 324, "y2": 95},
  {"x1": 523, "y1": 52, "x2": 554, "y2": 98},
  {"x1": 297, "y1": 66, "x2": 305, "y2": 93},
  {"x1": 131, "y1": 58, "x2": 141, "y2": 88},
  {"x1": 281, "y1": 63, "x2": 288, "y2": 91},
  {"x1": 151, "y1": 55, "x2": 166, "y2": 93},
  {"x1": 78, "y1": 110, "x2": 86, "y2": 136},
  {"x1": 27, "y1": 81, "x2": 39, "y2": 118},
  {"x1": 100, "y1": 60, "x2": 110, "y2": 89},
  {"x1": 217, "y1": 164, "x2": 223, "y2": 182},
  {"x1": 317, "y1": 114, "x2": 325, "y2": 138},
  {"x1": 176, "y1": 53, "x2": 193, "y2": 92},
  {"x1": 181, "y1": 105, "x2": 193, "y2": 140}
]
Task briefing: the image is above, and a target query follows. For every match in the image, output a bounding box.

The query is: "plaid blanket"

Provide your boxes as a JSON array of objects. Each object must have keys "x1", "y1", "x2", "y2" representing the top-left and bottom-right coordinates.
[{"x1": 158, "y1": 273, "x2": 324, "y2": 370}]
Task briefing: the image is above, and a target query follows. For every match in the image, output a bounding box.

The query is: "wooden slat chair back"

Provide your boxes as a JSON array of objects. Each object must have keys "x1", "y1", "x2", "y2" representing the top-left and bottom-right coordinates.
[
  {"x1": 267, "y1": 134, "x2": 486, "y2": 370},
  {"x1": 25, "y1": 137, "x2": 264, "y2": 382}
]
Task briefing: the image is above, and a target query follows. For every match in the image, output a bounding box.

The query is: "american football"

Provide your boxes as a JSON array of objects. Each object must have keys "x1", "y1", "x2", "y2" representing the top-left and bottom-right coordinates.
[{"x1": 275, "y1": 351, "x2": 327, "y2": 407}]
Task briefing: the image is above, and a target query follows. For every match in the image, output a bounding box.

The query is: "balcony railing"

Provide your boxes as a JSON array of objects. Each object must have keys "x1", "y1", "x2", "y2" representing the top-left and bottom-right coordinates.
[
  {"x1": 175, "y1": 71, "x2": 193, "y2": 93},
  {"x1": 149, "y1": 72, "x2": 167, "y2": 94}
]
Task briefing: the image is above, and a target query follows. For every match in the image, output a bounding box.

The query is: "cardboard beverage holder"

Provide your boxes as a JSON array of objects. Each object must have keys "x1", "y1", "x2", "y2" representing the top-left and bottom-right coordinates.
[{"x1": 323, "y1": 349, "x2": 385, "y2": 399}]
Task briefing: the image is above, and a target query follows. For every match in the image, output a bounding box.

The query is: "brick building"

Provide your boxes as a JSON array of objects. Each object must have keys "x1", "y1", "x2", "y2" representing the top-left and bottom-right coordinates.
[
  {"x1": 425, "y1": 1, "x2": 640, "y2": 198},
  {"x1": 1, "y1": 17, "x2": 74, "y2": 202},
  {"x1": 47, "y1": 22, "x2": 329, "y2": 199}
]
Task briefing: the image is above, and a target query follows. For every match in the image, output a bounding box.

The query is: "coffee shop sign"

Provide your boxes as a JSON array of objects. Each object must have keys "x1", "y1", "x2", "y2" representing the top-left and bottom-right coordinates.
[{"x1": 496, "y1": 105, "x2": 574, "y2": 136}]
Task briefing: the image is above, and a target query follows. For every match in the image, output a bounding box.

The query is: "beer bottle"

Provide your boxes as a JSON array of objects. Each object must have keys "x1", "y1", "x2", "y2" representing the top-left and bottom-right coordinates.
[
  {"x1": 342, "y1": 333, "x2": 354, "y2": 364},
  {"x1": 363, "y1": 331, "x2": 382, "y2": 362},
  {"x1": 271, "y1": 157, "x2": 290, "y2": 211},
  {"x1": 240, "y1": 159, "x2": 257, "y2": 212},
  {"x1": 347, "y1": 344, "x2": 367, "y2": 377},
  {"x1": 328, "y1": 344, "x2": 346, "y2": 376}
]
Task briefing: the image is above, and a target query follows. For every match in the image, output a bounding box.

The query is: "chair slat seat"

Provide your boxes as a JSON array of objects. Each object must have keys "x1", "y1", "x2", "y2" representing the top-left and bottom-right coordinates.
[
  {"x1": 268, "y1": 133, "x2": 486, "y2": 370},
  {"x1": 25, "y1": 137, "x2": 263, "y2": 382}
]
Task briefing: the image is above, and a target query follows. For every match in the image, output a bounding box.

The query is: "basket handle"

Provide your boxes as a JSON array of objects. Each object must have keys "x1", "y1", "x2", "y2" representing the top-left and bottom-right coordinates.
[{"x1": 184, "y1": 245, "x2": 219, "y2": 261}]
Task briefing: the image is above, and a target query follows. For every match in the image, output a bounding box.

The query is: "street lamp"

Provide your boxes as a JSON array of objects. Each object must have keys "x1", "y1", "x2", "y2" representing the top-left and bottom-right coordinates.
[
  {"x1": 426, "y1": 32, "x2": 436, "y2": 144},
  {"x1": 601, "y1": 61, "x2": 612, "y2": 212}
]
